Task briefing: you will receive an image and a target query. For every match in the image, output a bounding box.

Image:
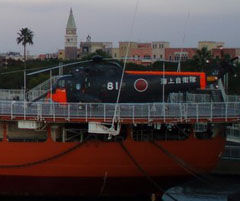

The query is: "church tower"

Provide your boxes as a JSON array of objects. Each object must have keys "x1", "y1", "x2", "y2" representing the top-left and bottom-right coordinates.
[{"x1": 64, "y1": 8, "x2": 78, "y2": 60}]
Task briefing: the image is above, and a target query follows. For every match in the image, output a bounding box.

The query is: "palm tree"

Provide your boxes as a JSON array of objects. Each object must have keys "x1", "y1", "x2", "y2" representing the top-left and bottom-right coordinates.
[
  {"x1": 192, "y1": 47, "x2": 212, "y2": 72},
  {"x1": 16, "y1": 27, "x2": 34, "y2": 61},
  {"x1": 16, "y1": 27, "x2": 34, "y2": 102}
]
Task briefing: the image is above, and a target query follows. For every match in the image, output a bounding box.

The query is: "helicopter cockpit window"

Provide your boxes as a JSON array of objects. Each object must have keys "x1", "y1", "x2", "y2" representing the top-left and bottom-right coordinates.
[
  {"x1": 58, "y1": 80, "x2": 65, "y2": 88},
  {"x1": 76, "y1": 83, "x2": 81, "y2": 90}
]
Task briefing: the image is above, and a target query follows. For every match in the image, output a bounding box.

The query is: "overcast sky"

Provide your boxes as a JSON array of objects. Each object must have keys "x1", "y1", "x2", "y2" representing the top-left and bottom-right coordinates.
[{"x1": 0, "y1": 0, "x2": 239, "y2": 55}]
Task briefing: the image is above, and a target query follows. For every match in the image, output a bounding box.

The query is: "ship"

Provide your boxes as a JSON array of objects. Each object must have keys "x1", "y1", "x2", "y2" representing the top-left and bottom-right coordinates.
[
  {"x1": 0, "y1": 56, "x2": 237, "y2": 198},
  {"x1": 0, "y1": 122, "x2": 225, "y2": 197}
]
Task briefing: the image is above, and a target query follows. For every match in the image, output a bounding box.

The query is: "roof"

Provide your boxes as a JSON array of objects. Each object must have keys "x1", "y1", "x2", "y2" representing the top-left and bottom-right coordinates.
[{"x1": 66, "y1": 8, "x2": 76, "y2": 30}]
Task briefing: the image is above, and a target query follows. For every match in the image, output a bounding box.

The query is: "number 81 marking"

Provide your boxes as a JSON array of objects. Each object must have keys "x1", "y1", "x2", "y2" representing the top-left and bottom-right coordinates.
[{"x1": 107, "y1": 82, "x2": 119, "y2": 90}]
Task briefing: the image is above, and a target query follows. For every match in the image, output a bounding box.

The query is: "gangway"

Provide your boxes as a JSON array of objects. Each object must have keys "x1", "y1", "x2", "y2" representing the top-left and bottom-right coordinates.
[
  {"x1": 26, "y1": 75, "x2": 62, "y2": 102},
  {"x1": 0, "y1": 76, "x2": 62, "y2": 102},
  {"x1": 222, "y1": 145, "x2": 240, "y2": 160},
  {"x1": 226, "y1": 125, "x2": 240, "y2": 143}
]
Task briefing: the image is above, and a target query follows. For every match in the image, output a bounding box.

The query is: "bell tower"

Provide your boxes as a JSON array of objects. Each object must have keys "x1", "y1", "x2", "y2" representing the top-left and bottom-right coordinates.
[{"x1": 64, "y1": 8, "x2": 78, "y2": 60}]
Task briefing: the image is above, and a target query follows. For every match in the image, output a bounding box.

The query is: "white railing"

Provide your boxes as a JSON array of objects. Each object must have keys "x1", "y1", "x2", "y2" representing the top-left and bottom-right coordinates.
[
  {"x1": 226, "y1": 126, "x2": 240, "y2": 143},
  {"x1": 0, "y1": 101, "x2": 240, "y2": 123},
  {"x1": 222, "y1": 145, "x2": 240, "y2": 160},
  {"x1": 168, "y1": 93, "x2": 212, "y2": 103},
  {"x1": 0, "y1": 89, "x2": 47, "y2": 101},
  {"x1": 227, "y1": 95, "x2": 240, "y2": 102},
  {"x1": 0, "y1": 76, "x2": 62, "y2": 102},
  {"x1": 0, "y1": 89, "x2": 24, "y2": 100},
  {"x1": 26, "y1": 76, "x2": 62, "y2": 101}
]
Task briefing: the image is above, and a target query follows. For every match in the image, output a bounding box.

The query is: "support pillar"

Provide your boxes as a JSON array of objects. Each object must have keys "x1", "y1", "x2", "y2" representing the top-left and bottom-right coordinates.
[{"x1": 3, "y1": 122, "x2": 8, "y2": 142}]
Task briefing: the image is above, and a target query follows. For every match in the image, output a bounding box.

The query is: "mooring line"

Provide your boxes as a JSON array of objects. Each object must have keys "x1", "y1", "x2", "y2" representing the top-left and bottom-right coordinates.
[
  {"x1": 0, "y1": 141, "x2": 86, "y2": 168},
  {"x1": 119, "y1": 141, "x2": 179, "y2": 201}
]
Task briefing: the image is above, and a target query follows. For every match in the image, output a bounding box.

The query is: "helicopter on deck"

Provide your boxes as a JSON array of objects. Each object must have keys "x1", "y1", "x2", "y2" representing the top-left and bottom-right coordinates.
[{"x1": 29, "y1": 55, "x2": 239, "y2": 104}]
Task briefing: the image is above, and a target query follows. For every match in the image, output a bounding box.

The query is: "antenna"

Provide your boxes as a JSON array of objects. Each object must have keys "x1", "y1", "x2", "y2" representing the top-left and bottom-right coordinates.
[
  {"x1": 110, "y1": 0, "x2": 140, "y2": 135},
  {"x1": 177, "y1": 11, "x2": 190, "y2": 72}
]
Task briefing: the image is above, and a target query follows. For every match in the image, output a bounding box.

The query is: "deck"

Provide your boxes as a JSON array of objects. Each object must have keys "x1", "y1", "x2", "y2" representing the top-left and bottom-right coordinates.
[{"x1": 0, "y1": 101, "x2": 240, "y2": 124}]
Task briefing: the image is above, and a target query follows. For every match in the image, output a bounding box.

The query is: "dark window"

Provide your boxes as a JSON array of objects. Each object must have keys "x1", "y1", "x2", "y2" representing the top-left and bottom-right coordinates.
[
  {"x1": 132, "y1": 124, "x2": 190, "y2": 141},
  {"x1": 76, "y1": 83, "x2": 81, "y2": 90},
  {"x1": 58, "y1": 80, "x2": 65, "y2": 88}
]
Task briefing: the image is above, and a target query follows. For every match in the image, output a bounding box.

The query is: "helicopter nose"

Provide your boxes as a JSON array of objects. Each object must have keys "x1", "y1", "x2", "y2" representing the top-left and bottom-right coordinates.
[{"x1": 47, "y1": 88, "x2": 67, "y2": 104}]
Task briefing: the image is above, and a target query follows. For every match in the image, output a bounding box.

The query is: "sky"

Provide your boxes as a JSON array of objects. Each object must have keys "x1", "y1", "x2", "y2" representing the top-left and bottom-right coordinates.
[{"x1": 0, "y1": 0, "x2": 240, "y2": 55}]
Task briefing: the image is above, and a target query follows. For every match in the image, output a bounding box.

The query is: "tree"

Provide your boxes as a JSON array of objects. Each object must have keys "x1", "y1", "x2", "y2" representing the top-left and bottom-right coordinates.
[
  {"x1": 16, "y1": 27, "x2": 34, "y2": 101},
  {"x1": 16, "y1": 27, "x2": 34, "y2": 61},
  {"x1": 192, "y1": 47, "x2": 212, "y2": 72},
  {"x1": 80, "y1": 49, "x2": 112, "y2": 61}
]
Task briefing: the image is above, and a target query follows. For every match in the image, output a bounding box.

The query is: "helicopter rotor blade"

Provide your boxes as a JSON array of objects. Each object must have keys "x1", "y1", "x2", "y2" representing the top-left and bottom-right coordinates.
[
  {"x1": 28, "y1": 56, "x2": 179, "y2": 76},
  {"x1": 103, "y1": 57, "x2": 179, "y2": 63},
  {"x1": 27, "y1": 60, "x2": 92, "y2": 76}
]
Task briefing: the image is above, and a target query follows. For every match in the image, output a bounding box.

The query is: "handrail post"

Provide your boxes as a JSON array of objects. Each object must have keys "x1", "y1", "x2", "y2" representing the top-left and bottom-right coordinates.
[
  {"x1": 68, "y1": 104, "x2": 70, "y2": 122},
  {"x1": 148, "y1": 103, "x2": 150, "y2": 123},
  {"x1": 225, "y1": 102, "x2": 228, "y2": 122},
  {"x1": 37, "y1": 103, "x2": 40, "y2": 120},
  {"x1": 103, "y1": 104, "x2": 106, "y2": 122},
  {"x1": 196, "y1": 103, "x2": 199, "y2": 122},
  {"x1": 185, "y1": 103, "x2": 188, "y2": 121},
  {"x1": 53, "y1": 103, "x2": 55, "y2": 122},
  {"x1": 40, "y1": 103, "x2": 43, "y2": 121},
  {"x1": 11, "y1": 102, "x2": 13, "y2": 120},
  {"x1": 118, "y1": 104, "x2": 120, "y2": 122},
  {"x1": 85, "y1": 104, "x2": 88, "y2": 122},
  {"x1": 210, "y1": 103, "x2": 213, "y2": 122},
  {"x1": 163, "y1": 103, "x2": 166, "y2": 123},
  {"x1": 179, "y1": 103, "x2": 182, "y2": 122},
  {"x1": 132, "y1": 104, "x2": 135, "y2": 123},
  {"x1": 24, "y1": 101, "x2": 26, "y2": 120}
]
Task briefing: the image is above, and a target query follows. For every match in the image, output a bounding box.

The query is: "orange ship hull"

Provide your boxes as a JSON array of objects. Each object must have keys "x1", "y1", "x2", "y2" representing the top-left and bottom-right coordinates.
[{"x1": 0, "y1": 124, "x2": 225, "y2": 196}]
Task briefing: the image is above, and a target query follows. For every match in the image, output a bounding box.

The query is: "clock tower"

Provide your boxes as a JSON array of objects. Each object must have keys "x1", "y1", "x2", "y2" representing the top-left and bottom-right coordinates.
[{"x1": 64, "y1": 8, "x2": 78, "y2": 60}]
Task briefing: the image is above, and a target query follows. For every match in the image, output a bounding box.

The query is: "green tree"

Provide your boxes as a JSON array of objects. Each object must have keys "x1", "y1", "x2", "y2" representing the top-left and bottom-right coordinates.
[
  {"x1": 80, "y1": 49, "x2": 112, "y2": 61},
  {"x1": 16, "y1": 27, "x2": 34, "y2": 61},
  {"x1": 192, "y1": 47, "x2": 212, "y2": 72},
  {"x1": 16, "y1": 27, "x2": 34, "y2": 99}
]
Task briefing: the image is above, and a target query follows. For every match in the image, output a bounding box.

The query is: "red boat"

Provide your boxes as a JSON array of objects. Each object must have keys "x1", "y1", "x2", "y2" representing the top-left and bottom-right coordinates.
[
  {"x1": 0, "y1": 57, "x2": 233, "y2": 197},
  {"x1": 0, "y1": 122, "x2": 225, "y2": 197}
]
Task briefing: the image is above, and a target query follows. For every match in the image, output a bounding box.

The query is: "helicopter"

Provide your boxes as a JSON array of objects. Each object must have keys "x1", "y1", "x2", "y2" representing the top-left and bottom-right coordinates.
[{"x1": 28, "y1": 55, "x2": 239, "y2": 104}]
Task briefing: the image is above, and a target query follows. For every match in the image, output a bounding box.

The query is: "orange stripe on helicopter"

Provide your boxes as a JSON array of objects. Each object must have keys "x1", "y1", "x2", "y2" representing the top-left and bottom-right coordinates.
[
  {"x1": 125, "y1": 71, "x2": 206, "y2": 89},
  {"x1": 47, "y1": 89, "x2": 67, "y2": 104}
]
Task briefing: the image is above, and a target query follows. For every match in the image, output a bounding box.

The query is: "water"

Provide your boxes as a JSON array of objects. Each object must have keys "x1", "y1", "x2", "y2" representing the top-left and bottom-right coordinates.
[
  {"x1": 163, "y1": 193, "x2": 227, "y2": 201},
  {"x1": 0, "y1": 175, "x2": 239, "y2": 201},
  {"x1": 163, "y1": 175, "x2": 240, "y2": 201},
  {"x1": 163, "y1": 188, "x2": 228, "y2": 201}
]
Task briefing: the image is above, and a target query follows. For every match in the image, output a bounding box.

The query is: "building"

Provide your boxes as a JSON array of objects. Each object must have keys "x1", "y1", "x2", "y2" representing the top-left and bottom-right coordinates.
[
  {"x1": 64, "y1": 8, "x2": 78, "y2": 60},
  {"x1": 165, "y1": 48, "x2": 197, "y2": 61},
  {"x1": 112, "y1": 48, "x2": 120, "y2": 59},
  {"x1": 113, "y1": 41, "x2": 170, "y2": 65},
  {"x1": 80, "y1": 35, "x2": 112, "y2": 57},
  {"x1": 119, "y1": 42, "x2": 138, "y2": 58},
  {"x1": 58, "y1": 49, "x2": 65, "y2": 60},
  {"x1": 129, "y1": 43, "x2": 152, "y2": 65},
  {"x1": 236, "y1": 48, "x2": 240, "y2": 57},
  {"x1": 0, "y1": 52, "x2": 23, "y2": 61},
  {"x1": 152, "y1": 41, "x2": 170, "y2": 60},
  {"x1": 198, "y1": 41, "x2": 224, "y2": 50},
  {"x1": 211, "y1": 48, "x2": 237, "y2": 59},
  {"x1": 38, "y1": 53, "x2": 58, "y2": 60}
]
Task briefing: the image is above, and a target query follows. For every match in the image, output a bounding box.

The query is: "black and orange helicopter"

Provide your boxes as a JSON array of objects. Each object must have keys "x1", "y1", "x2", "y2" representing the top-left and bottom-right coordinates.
[{"x1": 28, "y1": 55, "x2": 239, "y2": 104}]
